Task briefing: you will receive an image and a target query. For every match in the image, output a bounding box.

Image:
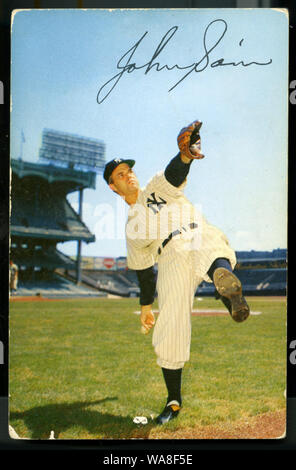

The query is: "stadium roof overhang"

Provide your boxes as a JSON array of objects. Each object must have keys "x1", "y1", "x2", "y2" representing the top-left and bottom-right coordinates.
[
  {"x1": 11, "y1": 226, "x2": 95, "y2": 243},
  {"x1": 11, "y1": 159, "x2": 96, "y2": 193}
]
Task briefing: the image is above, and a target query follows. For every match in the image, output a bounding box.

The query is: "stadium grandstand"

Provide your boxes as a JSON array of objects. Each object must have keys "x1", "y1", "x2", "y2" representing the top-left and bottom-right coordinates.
[
  {"x1": 58, "y1": 249, "x2": 287, "y2": 299},
  {"x1": 10, "y1": 158, "x2": 102, "y2": 298},
  {"x1": 197, "y1": 248, "x2": 287, "y2": 297},
  {"x1": 10, "y1": 128, "x2": 106, "y2": 298}
]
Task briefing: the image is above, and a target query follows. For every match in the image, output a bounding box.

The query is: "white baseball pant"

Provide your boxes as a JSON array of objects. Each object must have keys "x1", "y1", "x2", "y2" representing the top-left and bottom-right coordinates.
[{"x1": 152, "y1": 223, "x2": 236, "y2": 369}]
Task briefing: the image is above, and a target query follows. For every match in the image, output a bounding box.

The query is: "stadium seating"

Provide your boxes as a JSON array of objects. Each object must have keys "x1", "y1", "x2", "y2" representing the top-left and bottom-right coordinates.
[
  {"x1": 13, "y1": 272, "x2": 103, "y2": 299},
  {"x1": 196, "y1": 267, "x2": 286, "y2": 297},
  {"x1": 69, "y1": 270, "x2": 140, "y2": 297},
  {"x1": 10, "y1": 158, "x2": 97, "y2": 298},
  {"x1": 11, "y1": 186, "x2": 92, "y2": 241},
  {"x1": 119, "y1": 270, "x2": 139, "y2": 286},
  {"x1": 235, "y1": 268, "x2": 286, "y2": 293}
]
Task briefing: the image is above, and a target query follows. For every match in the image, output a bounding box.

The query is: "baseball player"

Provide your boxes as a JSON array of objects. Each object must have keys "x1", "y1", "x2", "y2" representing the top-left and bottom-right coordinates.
[
  {"x1": 9, "y1": 260, "x2": 19, "y2": 293},
  {"x1": 103, "y1": 120, "x2": 250, "y2": 425}
]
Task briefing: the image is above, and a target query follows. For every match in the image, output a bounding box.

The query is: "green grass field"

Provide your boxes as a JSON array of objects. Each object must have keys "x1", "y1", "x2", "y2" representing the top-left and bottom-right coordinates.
[{"x1": 9, "y1": 296, "x2": 287, "y2": 440}]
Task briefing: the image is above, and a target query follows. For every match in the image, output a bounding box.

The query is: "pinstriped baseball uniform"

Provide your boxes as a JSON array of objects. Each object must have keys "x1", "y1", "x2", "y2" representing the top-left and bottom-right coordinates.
[{"x1": 126, "y1": 170, "x2": 236, "y2": 369}]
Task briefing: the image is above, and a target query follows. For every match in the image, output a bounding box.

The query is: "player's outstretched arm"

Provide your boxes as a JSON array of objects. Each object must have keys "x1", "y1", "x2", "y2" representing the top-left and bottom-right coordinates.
[{"x1": 164, "y1": 154, "x2": 193, "y2": 187}]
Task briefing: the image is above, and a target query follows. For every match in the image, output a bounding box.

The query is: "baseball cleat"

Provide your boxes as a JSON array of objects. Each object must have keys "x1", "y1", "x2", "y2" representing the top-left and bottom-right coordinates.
[
  {"x1": 213, "y1": 268, "x2": 250, "y2": 323},
  {"x1": 155, "y1": 404, "x2": 181, "y2": 425}
]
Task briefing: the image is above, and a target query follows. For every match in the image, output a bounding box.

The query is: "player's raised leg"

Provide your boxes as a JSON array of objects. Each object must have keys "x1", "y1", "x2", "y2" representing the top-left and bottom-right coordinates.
[{"x1": 208, "y1": 258, "x2": 250, "y2": 323}]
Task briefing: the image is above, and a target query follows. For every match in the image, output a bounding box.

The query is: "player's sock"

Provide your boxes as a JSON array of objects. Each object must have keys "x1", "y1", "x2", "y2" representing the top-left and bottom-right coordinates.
[
  {"x1": 161, "y1": 367, "x2": 182, "y2": 407},
  {"x1": 207, "y1": 257, "x2": 232, "y2": 280}
]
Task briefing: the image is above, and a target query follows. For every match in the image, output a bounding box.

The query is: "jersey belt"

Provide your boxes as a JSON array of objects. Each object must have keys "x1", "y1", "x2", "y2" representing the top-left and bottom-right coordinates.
[{"x1": 157, "y1": 222, "x2": 198, "y2": 255}]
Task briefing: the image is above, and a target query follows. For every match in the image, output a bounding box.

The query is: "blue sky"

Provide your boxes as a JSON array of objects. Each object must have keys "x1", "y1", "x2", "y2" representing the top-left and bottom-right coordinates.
[{"x1": 11, "y1": 8, "x2": 288, "y2": 258}]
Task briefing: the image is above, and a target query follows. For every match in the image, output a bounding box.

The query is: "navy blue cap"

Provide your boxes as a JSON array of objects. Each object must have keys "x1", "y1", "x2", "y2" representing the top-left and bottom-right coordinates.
[{"x1": 103, "y1": 158, "x2": 135, "y2": 184}]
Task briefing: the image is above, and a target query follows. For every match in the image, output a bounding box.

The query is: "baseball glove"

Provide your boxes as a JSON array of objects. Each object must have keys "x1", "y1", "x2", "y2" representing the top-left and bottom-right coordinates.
[{"x1": 177, "y1": 120, "x2": 204, "y2": 159}]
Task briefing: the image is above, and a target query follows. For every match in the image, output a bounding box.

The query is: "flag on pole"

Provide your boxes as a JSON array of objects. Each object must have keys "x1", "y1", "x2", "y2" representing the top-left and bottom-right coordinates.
[{"x1": 21, "y1": 130, "x2": 26, "y2": 143}]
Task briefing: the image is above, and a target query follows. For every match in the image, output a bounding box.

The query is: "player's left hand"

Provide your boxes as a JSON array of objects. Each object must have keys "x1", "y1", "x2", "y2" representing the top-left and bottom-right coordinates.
[
  {"x1": 140, "y1": 305, "x2": 155, "y2": 335},
  {"x1": 177, "y1": 120, "x2": 205, "y2": 160}
]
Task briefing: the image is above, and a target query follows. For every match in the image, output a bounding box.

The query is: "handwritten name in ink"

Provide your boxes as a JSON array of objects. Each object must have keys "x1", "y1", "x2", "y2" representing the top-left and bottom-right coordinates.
[{"x1": 97, "y1": 19, "x2": 272, "y2": 104}]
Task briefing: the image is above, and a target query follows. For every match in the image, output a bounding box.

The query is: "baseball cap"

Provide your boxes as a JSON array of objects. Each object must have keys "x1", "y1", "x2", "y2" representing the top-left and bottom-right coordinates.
[{"x1": 103, "y1": 158, "x2": 136, "y2": 184}]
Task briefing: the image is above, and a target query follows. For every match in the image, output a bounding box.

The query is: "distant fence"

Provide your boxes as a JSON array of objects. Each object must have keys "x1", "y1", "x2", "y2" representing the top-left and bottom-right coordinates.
[
  {"x1": 71, "y1": 256, "x2": 127, "y2": 271},
  {"x1": 72, "y1": 251, "x2": 287, "y2": 273}
]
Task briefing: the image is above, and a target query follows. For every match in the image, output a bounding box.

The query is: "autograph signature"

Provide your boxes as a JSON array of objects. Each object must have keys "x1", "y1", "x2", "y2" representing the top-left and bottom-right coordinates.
[{"x1": 97, "y1": 19, "x2": 272, "y2": 104}]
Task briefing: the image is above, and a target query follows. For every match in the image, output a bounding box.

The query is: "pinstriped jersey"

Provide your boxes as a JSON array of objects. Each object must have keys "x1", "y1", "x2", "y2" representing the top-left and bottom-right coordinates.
[{"x1": 126, "y1": 171, "x2": 199, "y2": 270}]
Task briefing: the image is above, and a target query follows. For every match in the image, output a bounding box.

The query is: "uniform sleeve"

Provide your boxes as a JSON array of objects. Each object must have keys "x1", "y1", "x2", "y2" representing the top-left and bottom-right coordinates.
[
  {"x1": 126, "y1": 238, "x2": 155, "y2": 270},
  {"x1": 145, "y1": 170, "x2": 187, "y2": 200},
  {"x1": 164, "y1": 152, "x2": 193, "y2": 187},
  {"x1": 136, "y1": 266, "x2": 157, "y2": 305}
]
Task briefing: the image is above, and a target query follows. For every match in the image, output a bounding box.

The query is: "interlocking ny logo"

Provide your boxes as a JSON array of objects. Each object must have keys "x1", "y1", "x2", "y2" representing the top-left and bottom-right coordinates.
[{"x1": 146, "y1": 192, "x2": 167, "y2": 214}]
